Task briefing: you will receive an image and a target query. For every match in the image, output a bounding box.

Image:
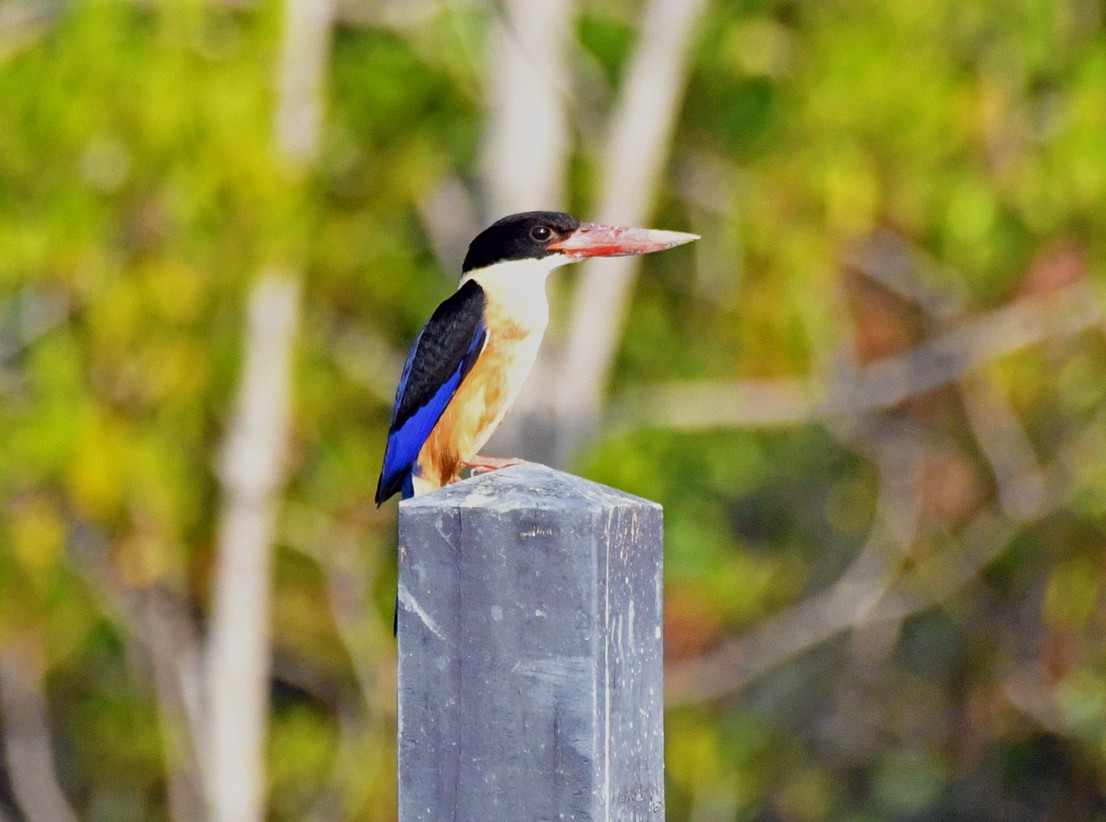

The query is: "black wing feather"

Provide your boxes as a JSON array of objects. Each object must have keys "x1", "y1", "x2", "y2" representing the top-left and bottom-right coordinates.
[{"x1": 375, "y1": 280, "x2": 487, "y2": 503}]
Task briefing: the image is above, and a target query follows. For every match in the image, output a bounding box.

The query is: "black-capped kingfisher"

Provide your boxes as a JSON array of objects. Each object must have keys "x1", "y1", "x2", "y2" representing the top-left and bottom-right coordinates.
[{"x1": 375, "y1": 211, "x2": 698, "y2": 503}]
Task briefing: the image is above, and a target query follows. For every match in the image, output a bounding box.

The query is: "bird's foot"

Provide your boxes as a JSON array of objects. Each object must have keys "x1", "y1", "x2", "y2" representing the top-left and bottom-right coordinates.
[{"x1": 463, "y1": 455, "x2": 528, "y2": 476}]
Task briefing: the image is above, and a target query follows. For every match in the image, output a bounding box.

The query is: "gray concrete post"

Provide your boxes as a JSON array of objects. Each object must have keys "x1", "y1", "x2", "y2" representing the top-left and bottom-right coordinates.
[{"x1": 397, "y1": 463, "x2": 664, "y2": 821}]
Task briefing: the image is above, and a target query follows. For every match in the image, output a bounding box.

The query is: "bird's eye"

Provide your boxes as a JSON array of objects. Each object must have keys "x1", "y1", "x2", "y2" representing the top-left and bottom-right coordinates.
[{"x1": 530, "y1": 225, "x2": 553, "y2": 242}]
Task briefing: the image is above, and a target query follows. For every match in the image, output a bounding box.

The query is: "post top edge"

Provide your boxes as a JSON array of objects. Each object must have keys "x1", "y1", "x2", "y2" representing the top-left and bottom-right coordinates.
[{"x1": 398, "y1": 463, "x2": 662, "y2": 513}]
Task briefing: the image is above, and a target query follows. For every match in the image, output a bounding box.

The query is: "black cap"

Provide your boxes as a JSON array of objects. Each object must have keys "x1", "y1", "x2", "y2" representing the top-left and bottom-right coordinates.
[{"x1": 462, "y1": 211, "x2": 580, "y2": 274}]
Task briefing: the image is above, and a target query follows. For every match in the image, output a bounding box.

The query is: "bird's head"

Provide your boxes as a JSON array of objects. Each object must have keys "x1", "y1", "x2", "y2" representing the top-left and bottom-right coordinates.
[{"x1": 461, "y1": 211, "x2": 699, "y2": 276}]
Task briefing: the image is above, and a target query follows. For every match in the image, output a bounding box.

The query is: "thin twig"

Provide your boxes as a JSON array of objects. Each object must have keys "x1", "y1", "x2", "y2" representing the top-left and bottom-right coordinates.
[
  {"x1": 844, "y1": 229, "x2": 968, "y2": 321},
  {"x1": 959, "y1": 376, "x2": 1048, "y2": 519},
  {"x1": 665, "y1": 423, "x2": 1082, "y2": 707},
  {"x1": 606, "y1": 282, "x2": 1102, "y2": 434},
  {"x1": 666, "y1": 441, "x2": 924, "y2": 706},
  {"x1": 282, "y1": 504, "x2": 395, "y2": 719},
  {"x1": 60, "y1": 522, "x2": 207, "y2": 822},
  {"x1": 0, "y1": 287, "x2": 71, "y2": 364},
  {"x1": 0, "y1": 636, "x2": 80, "y2": 822},
  {"x1": 140, "y1": 590, "x2": 207, "y2": 822}
]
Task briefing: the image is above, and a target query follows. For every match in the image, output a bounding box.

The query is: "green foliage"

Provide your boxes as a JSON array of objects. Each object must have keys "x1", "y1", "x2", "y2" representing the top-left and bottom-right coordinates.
[{"x1": 3, "y1": 0, "x2": 1106, "y2": 819}]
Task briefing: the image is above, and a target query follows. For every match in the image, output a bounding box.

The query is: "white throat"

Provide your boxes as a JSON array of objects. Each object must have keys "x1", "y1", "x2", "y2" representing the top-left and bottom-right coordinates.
[{"x1": 461, "y1": 255, "x2": 570, "y2": 333}]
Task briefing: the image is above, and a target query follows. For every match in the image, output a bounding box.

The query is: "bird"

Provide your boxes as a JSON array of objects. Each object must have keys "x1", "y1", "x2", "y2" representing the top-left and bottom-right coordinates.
[{"x1": 374, "y1": 211, "x2": 699, "y2": 504}]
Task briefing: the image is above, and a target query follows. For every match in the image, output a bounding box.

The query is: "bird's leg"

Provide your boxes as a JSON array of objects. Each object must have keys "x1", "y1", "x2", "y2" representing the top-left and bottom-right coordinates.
[{"x1": 463, "y1": 455, "x2": 528, "y2": 475}]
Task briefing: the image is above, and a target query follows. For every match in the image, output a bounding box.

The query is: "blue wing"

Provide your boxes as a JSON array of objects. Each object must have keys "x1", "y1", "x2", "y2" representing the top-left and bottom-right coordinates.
[{"x1": 375, "y1": 280, "x2": 487, "y2": 503}]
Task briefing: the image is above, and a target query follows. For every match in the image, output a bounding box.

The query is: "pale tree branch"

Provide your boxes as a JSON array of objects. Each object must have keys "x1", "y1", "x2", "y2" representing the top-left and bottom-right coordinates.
[
  {"x1": 1002, "y1": 663, "x2": 1071, "y2": 735},
  {"x1": 666, "y1": 436, "x2": 924, "y2": 706},
  {"x1": 853, "y1": 230, "x2": 1049, "y2": 520},
  {"x1": 204, "y1": 0, "x2": 329, "y2": 819},
  {"x1": 665, "y1": 452, "x2": 1072, "y2": 707},
  {"x1": 418, "y1": 175, "x2": 482, "y2": 283},
  {"x1": 663, "y1": 238, "x2": 1101, "y2": 708},
  {"x1": 664, "y1": 344, "x2": 1101, "y2": 708},
  {"x1": 0, "y1": 635, "x2": 80, "y2": 822},
  {"x1": 481, "y1": 0, "x2": 572, "y2": 216},
  {"x1": 61, "y1": 522, "x2": 207, "y2": 822},
  {"x1": 282, "y1": 504, "x2": 395, "y2": 720},
  {"x1": 862, "y1": 425, "x2": 1087, "y2": 628},
  {"x1": 140, "y1": 590, "x2": 208, "y2": 822},
  {"x1": 605, "y1": 282, "x2": 1102, "y2": 434},
  {"x1": 275, "y1": 0, "x2": 334, "y2": 165},
  {"x1": 958, "y1": 375, "x2": 1048, "y2": 520},
  {"x1": 844, "y1": 228, "x2": 968, "y2": 321},
  {"x1": 550, "y1": 0, "x2": 708, "y2": 465},
  {"x1": 0, "y1": 0, "x2": 54, "y2": 62},
  {"x1": 317, "y1": 542, "x2": 395, "y2": 721},
  {"x1": 478, "y1": 0, "x2": 574, "y2": 459},
  {"x1": 205, "y1": 274, "x2": 301, "y2": 822},
  {"x1": 0, "y1": 286, "x2": 70, "y2": 364},
  {"x1": 281, "y1": 505, "x2": 397, "y2": 820}
]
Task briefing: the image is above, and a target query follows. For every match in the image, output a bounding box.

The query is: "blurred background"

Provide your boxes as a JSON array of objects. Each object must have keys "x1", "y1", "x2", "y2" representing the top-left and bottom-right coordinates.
[{"x1": 2, "y1": 0, "x2": 1106, "y2": 819}]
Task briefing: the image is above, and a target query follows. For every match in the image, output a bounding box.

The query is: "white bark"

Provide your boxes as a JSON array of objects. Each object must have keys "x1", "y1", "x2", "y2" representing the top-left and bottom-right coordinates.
[
  {"x1": 275, "y1": 0, "x2": 335, "y2": 164},
  {"x1": 204, "y1": 1, "x2": 328, "y2": 817},
  {"x1": 206, "y1": 274, "x2": 300, "y2": 822},
  {"x1": 551, "y1": 0, "x2": 708, "y2": 465},
  {"x1": 478, "y1": 0, "x2": 575, "y2": 459},
  {"x1": 481, "y1": 0, "x2": 572, "y2": 215},
  {"x1": 0, "y1": 637, "x2": 80, "y2": 822}
]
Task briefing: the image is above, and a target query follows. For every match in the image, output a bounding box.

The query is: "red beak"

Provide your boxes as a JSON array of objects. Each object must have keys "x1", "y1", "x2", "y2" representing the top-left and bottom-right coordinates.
[{"x1": 548, "y1": 222, "x2": 699, "y2": 259}]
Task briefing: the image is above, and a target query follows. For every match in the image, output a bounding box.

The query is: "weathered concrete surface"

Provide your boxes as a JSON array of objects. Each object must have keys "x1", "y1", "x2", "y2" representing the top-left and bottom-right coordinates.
[{"x1": 397, "y1": 463, "x2": 664, "y2": 821}]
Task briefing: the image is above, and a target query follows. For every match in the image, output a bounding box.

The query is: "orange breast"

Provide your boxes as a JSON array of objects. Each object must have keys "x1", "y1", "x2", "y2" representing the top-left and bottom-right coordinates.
[{"x1": 414, "y1": 312, "x2": 541, "y2": 493}]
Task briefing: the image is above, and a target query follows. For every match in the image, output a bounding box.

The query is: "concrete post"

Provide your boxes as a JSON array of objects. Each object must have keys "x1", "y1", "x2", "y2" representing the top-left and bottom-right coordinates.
[{"x1": 397, "y1": 464, "x2": 664, "y2": 821}]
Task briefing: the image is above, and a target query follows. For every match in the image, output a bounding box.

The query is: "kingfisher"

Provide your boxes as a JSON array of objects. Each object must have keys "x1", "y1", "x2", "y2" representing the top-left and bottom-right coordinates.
[{"x1": 374, "y1": 211, "x2": 698, "y2": 503}]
